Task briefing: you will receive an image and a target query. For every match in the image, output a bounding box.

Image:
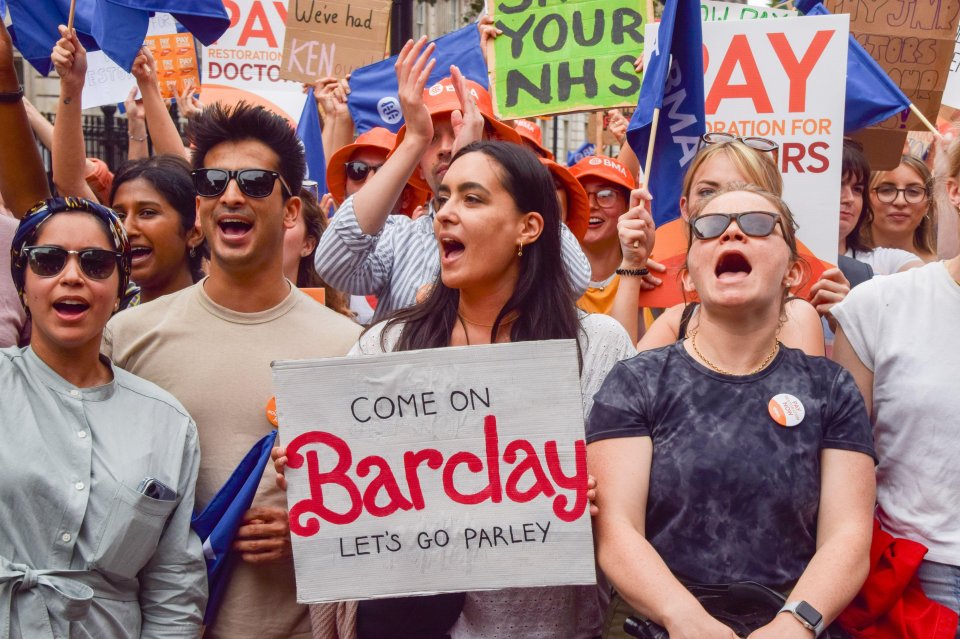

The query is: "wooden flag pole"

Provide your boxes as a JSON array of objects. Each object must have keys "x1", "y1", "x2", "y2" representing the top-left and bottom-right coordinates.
[
  {"x1": 67, "y1": 0, "x2": 77, "y2": 32},
  {"x1": 634, "y1": 107, "x2": 660, "y2": 249},
  {"x1": 909, "y1": 103, "x2": 942, "y2": 139},
  {"x1": 593, "y1": 112, "x2": 604, "y2": 154}
]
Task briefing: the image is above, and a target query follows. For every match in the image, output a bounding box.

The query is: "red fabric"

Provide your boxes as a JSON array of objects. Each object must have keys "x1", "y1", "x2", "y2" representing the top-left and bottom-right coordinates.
[{"x1": 838, "y1": 519, "x2": 958, "y2": 639}]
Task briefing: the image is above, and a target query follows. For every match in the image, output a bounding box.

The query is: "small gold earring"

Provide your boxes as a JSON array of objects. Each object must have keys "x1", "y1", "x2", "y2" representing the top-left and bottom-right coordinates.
[{"x1": 518, "y1": 241, "x2": 523, "y2": 257}]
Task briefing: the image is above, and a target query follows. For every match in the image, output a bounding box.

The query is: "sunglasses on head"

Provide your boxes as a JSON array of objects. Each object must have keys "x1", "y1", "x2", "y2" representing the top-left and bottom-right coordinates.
[
  {"x1": 192, "y1": 168, "x2": 290, "y2": 199},
  {"x1": 690, "y1": 211, "x2": 783, "y2": 240},
  {"x1": 344, "y1": 161, "x2": 383, "y2": 182},
  {"x1": 700, "y1": 132, "x2": 779, "y2": 155},
  {"x1": 23, "y1": 245, "x2": 121, "y2": 280}
]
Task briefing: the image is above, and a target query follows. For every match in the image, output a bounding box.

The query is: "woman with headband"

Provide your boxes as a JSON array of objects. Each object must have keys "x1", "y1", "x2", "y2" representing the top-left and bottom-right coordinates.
[{"x1": 0, "y1": 198, "x2": 206, "y2": 637}]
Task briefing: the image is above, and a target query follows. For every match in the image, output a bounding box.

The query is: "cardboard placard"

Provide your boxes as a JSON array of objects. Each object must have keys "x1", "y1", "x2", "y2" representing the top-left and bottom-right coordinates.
[
  {"x1": 145, "y1": 33, "x2": 200, "y2": 99},
  {"x1": 271, "y1": 340, "x2": 596, "y2": 603},
  {"x1": 279, "y1": 0, "x2": 391, "y2": 83},
  {"x1": 489, "y1": 0, "x2": 647, "y2": 120}
]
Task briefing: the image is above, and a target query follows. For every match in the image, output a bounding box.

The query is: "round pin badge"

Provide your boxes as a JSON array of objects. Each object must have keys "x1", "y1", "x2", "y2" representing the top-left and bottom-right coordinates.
[
  {"x1": 768, "y1": 393, "x2": 805, "y2": 427},
  {"x1": 266, "y1": 396, "x2": 278, "y2": 427}
]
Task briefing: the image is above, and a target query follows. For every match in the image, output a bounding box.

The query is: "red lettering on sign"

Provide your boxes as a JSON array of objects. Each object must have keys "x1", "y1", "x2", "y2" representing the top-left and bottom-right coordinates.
[
  {"x1": 768, "y1": 30, "x2": 834, "y2": 113},
  {"x1": 238, "y1": 0, "x2": 277, "y2": 48},
  {"x1": 285, "y1": 415, "x2": 588, "y2": 536},
  {"x1": 705, "y1": 34, "x2": 773, "y2": 115}
]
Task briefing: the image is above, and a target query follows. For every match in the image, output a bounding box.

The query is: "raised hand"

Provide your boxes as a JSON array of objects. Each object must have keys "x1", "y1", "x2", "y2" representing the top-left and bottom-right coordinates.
[
  {"x1": 394, "y1": 37, "x2": 436, "y2": 147},
  {"x1": 51, "y1": 26, "x2": 88, "y2": 94},
  {"x1": 131, "y1": 46, "x2": 159, "y2": 89},
  {"x1": 450, "y1": 64, "x2": 484, "y2": 155},
  {"x1": 177, "y1": 79, "x2": 204, "y2": 119}
]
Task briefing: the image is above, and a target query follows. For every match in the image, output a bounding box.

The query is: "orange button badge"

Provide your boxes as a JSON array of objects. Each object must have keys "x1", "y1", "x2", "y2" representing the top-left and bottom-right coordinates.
[
  {"x1": 266, "y1": 396, "x2": 278, "y2": 427},
  {"x1": 768, "y1": 393, "x2": 805, "y2": 427}
]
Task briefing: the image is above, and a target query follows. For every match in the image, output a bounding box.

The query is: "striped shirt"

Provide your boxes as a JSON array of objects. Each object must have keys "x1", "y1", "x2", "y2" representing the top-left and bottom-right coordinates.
[{"x1": 314, "y1": 196, "x2": 591, "y2": 323}]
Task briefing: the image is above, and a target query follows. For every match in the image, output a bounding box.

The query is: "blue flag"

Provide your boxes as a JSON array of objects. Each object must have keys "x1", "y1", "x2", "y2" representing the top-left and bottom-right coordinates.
[
  {"x1": 566, "y1": 142, "x2": 595, "y2": 167},
  {"x1": 297, "y1": 89, "x2": 327, "y2": 191},
  {"x1": 8, "y1": 0, "x2": 228, "y2": 73},
  {"x1": 347, "y1": 23, "x2": 489, "y2": 134},
  {"x1": 191, "y1": 429, "x2": 277, "y2": 626},
  {"x1": 627, "y1": 0, "x2": 706, "y2": 227},
  {"x1": 795, "y1": 0, "x2": 910, "y2": 132}
]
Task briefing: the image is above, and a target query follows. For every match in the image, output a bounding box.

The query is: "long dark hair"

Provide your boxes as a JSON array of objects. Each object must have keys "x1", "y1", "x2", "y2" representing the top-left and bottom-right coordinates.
[
  {"x1": 297, "y1": 188, "x2": 353, "y2": 318},
  {"x1": 380, "y1": 141, "x2": 582, "y2": 354},
  {"x1": 110, "y1": 154, "x2": 205, "y2": 281},
  {"x1": 842, "y1": 139, "x2": 873, "y2": 254}
]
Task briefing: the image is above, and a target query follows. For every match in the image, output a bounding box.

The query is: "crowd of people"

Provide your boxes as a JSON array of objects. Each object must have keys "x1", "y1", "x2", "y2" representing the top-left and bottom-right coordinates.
[{"x1": 0, "y1": 14, "x2": 958, "y2": 639}]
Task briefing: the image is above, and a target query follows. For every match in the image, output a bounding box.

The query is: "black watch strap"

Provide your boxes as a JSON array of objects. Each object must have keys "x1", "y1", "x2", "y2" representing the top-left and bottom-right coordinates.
[{"x1": 0, "y1": 86, "x2": 24, "y2": 103}]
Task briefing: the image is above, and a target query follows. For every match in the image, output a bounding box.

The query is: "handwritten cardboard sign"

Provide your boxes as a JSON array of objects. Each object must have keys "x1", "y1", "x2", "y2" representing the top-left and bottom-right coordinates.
[
  {"x1": 271, "y1": 340, "x2": 596, "y2": 603},
  {"x1": 490, "y1": 0, "x2": 647, "y2": 120},
  {"x1": 145, "y1": 33, "x2": 200, "y2": 99},
  {"x1": 279, "y1": 0, "x2": 391, "y2": 83}
]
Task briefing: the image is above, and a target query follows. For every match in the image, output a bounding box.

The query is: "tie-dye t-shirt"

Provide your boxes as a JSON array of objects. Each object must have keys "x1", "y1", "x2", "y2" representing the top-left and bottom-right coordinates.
[{"x1": 587, "y1": 342, "x2": 875, "y2": 588}]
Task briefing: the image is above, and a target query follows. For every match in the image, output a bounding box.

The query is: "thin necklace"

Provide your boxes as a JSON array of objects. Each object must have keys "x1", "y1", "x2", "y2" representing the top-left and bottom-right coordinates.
[
  {"x1": 690, "y1": 329, "x2": 779, "y2": 376},
  {"x1": 457, "y1": 311, "x2": 517, "y2": 345}
]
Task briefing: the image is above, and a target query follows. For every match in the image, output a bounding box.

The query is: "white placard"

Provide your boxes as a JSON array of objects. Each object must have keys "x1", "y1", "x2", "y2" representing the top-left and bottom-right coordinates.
[
  {"x1": 701, "y1": 0, "x2": 796, "y2": 21},
  {"x1": 272, "y1": 340, "x2": 596, "y2": 603}
]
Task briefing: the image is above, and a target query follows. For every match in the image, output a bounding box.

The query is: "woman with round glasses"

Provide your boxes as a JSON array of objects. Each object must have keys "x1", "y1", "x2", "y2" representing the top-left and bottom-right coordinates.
[
  {"x1": 865, "y1": 155, "x2": 937, "y2": 262},
  {"x1": 1, "y1": 197, "x2": 206, "y2": 637},
  {"x1": 589, "y1": 183, "x2": 876, "y2": 639}
]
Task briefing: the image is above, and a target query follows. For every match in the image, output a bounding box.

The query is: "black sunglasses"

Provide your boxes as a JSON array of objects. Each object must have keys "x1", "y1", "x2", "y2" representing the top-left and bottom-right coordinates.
[
  {"x1": 344, "y1": 161, "x2": 383, "y2": 182},
  {"x1": 690, "y1": 212, "x2": 783, "y2": 240},
  {"x1": 23, "y1": 245, "x2": 121, "y2": 280},
  {"x1": 192, "y1": 168, "x2": 291, "y2": 199}
]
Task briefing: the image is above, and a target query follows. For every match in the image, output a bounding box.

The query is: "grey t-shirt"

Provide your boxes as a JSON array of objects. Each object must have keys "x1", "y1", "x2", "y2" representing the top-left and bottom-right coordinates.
[{"x1": 587, "y1": 342, "x2": 875, "y2": 588}]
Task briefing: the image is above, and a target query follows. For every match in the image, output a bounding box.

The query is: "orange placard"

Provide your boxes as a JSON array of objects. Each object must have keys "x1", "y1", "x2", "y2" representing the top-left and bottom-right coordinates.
[{"x1": 144, "y1": 33, "x2": 200, "y2": 99}]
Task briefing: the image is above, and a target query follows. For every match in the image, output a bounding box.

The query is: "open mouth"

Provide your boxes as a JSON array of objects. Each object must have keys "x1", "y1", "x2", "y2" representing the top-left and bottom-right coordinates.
[
  {"x1": 440, "y1": 237, "x2": 465, "y2": 261},
  {"x1": 53, "y1": 299, "x2": 90, "y2": 319},
  {"x1": 715, "y1": 251, "x2": 752, "y2": 281},
  {"x1": 218, "y1": 218, "x2": 253, "y2": 238},
  {"x1": 131, "y1": 246, "x2": 153, "y2": 263},
  {"x1": 588, "y1": 216, "x2": 604, "y2": 227}
]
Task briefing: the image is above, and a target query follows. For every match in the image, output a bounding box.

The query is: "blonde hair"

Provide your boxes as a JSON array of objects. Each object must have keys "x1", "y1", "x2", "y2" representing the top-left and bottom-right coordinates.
[
  {"x1": 682, "y1": 141, "x2": 783, "y2": 201},
  {"x1": 866, "y1": 155, "x2": 936, "y2": 255}
]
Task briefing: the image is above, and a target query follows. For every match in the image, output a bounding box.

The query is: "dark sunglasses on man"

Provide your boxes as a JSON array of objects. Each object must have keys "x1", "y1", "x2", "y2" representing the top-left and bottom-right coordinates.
[
  {"x1": 690, "y1": 211, "x2": 785, "y2": 240},
  {"x1": 22, "y1": 245, "x2": 121, "y2": 280},
  {"x1": 344, "y1": 161, "x2": 383, "y2": 182},
  {"x1": 192, "y1": 169, "x2": 291, "y2": 199}
]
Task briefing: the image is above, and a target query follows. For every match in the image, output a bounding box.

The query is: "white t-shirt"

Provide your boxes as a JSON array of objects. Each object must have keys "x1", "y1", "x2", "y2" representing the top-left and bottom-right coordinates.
[
  {"x1": 351, "y1": 312, "x2": 637, "y2": 639},
  {"x1": 844, "y1": 246, "x2": 922, "y2": 276},
  {"x1": 833, "y1": 262, "x2": 960, "y2": 564}
]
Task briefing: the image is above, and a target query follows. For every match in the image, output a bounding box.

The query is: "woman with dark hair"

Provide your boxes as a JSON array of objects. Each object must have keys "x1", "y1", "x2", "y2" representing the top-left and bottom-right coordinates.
[
  {"x1": 864, "y1": 154, "x2": 937, "y2": 264},
  {"x1": 1, "y1": 197, "x2": 206, "y2": 637},
  {"x1": 109, "y1": 154, "x2": 204, "y2": 303},
  {"x1": 282, "y1": 188, "x2": 353, "y2": 318},
  {"x1": 590, "y1": 184, "x2": 876, "y2": 639},
  {"x1": 841, "y1": 143, "x2": 923, "y2": 275}
]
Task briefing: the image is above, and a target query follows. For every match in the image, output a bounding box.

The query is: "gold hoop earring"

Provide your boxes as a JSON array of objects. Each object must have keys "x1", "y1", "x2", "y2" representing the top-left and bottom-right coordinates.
[{"x1": 517, "y1": 241, "x2": 523, "y2": 257}]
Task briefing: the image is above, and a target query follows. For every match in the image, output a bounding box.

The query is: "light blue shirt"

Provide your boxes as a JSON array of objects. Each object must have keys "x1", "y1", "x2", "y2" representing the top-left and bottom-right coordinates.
[{"x1": 0, "y1": 346, "x2": 206, "y2": 638}]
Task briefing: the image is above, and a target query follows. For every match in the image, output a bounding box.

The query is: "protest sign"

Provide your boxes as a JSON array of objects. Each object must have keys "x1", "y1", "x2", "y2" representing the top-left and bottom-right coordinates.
[
  {"x1": 701, "y1": 0, "x2": 795, "y2": 21},
  {"x1": 145, "y1": 33, "x2": 200, "y2": 99},
  {"x1": 81, "y1": 13, "x2": 178, "y2": 110},
  {"x1": 642, "y1": 14, "x2": 847, "y2": 276},
  {"x1": 271, "y1": 340, "x2": 596, "y2": 603},
  {"x1": 279, "y1": 0, "x2": 390, "y2": 84},
  {"x1": 489, "y1": 0, "x2": 647, "y2": 120},
  {"x1": 942, "y1": 23, "x2": 960, "y2": 110},
  {"x1": 201, "y1": 0, "x2": 304, "y2": 121}
]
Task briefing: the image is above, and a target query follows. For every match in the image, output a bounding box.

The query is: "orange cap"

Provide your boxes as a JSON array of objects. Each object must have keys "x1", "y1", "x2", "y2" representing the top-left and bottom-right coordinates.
[
  {"x1": 326, "y1": 128, "x2": 396, "y2": 204},
  {"x1": 540, "y1": 158, "x2": 588, "y2": 242},
  {"x1": 516, "y1": 119, "x2": 554, "y2": 160},
  {"x1": 397, "y1": 77, "x2": 522, "y2": 148},
  {"x1": 569, "y1": 155, "x2": 637, "y2": 193}
]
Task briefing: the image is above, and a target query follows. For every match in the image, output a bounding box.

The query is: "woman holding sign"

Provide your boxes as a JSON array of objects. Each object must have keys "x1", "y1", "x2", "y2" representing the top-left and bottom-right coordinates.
[
  {"x1": 589, "y1": 184, "x2": 876, "y2": 638},
  {"x1": 275, "y1": 37, "x2": 636, "y2": 639}
]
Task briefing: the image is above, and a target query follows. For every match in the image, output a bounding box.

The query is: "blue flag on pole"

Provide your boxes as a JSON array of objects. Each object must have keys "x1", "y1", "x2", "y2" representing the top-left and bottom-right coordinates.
[
  {"x1": 8, "y1": 0, "x2": 228, "y2": 73},
  {"x1": 347, "y1": 23, "x2": 489, "y2": 135},
  {"x1": 627, "y1": 0, "x2": 706, "y2": 227},
  {"x1": 191, "y1": 429, "x2": 278, "y2": 626},
  {"x1": 795, "y1": 0, "x2": 910, "y2": 132},
  {"x1": 297, "y1": 89, "x2": 327, "y2": 190},
  {"x1": 566, "y1": 142, "x2": 596, "y2": 167}
]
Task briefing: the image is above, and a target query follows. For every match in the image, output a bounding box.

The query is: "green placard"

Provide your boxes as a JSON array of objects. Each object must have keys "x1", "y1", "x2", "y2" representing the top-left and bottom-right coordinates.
[{"x1": 490, "y1": 0, "x2": 647, "y2": 120}]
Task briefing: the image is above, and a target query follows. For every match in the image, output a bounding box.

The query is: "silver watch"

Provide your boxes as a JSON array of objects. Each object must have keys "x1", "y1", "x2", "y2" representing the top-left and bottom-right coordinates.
[{"x1": 778, "y1": 600, "x2": 824, "y2": 636}]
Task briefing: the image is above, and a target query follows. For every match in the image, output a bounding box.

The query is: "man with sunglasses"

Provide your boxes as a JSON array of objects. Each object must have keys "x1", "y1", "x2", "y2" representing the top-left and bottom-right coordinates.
[
  {"x1": 315, "y1": 44, "x2": 590, "y2": 324},
  {"x1": 103, "y1": 102, "x2": 361, "y2": 639}
]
